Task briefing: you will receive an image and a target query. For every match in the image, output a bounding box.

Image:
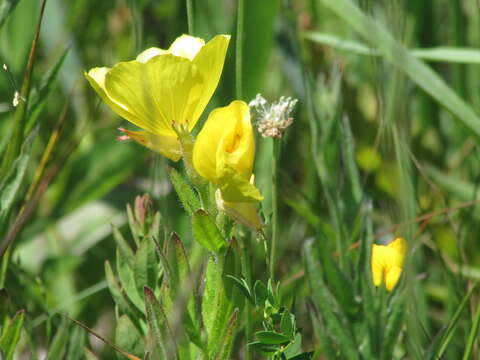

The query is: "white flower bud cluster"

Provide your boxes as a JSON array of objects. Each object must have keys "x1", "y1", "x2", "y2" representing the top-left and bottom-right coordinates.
[{"x1": 249, "y1": 94, "x2": 298, "y2": 139}]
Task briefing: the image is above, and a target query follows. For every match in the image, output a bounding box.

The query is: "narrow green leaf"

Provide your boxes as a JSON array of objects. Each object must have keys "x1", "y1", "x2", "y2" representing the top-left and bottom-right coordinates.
[
  {"x1": 25, "y1": 48, "x2": 69, "y2": 133},
  {"x1": 0, "y1": 310, "x2": 25, "y2": 360},
  {"x1": 104, "y1": 260, "x2": 142, "y2": 320},
  {"x1": 65, "y1": 325, "x2": 86, "y2": 360},
  {"x1": 214, "y1": 309, "x2": 238, "y2": 360},
  {"x1": 116, "y1": 315, "x2": 145, "y2": 359},
  {"x1": 112, "y1": 225, "x2": 135, "y2": 267},
  {"x1": 192, "y1": 209, "x2": 226, "y2": 253},
  {"x1": 253, "y1": 280, "x2": 268, "y2": 305},
  {"x1": 463, "y1": 300, "x2": 480, "y2": 360},
  {"x1": 47, "y1": 317, "x2": 69, "y2": 359},
  {"x1": 256, "y1": 331, "x2": 291, "y2": 345},
  {"x1": 0, "y1": 0, "x2": 20, "y2": 29},
  {"x1": 133, "y1": 238, "x2": 158, "y2": 295},
  {"x1": 381, "y1": 294, "x2": 405, "y2": 360},
  {"x1": 303, "y1": 239, "x2": 358, "y2": 360},
  {"x1": 304, "y1": 31, "x2": 480, "y2": 63},
  {"x1": 0, "y1": 128, "x2": 37, "y2": 215},
  {"x1": 226, "y1": 275, "x2": 254, "y2": 305},
  {"x1": 116, "y1": 248, "x2": 144, "y2": 312},
  {"x1": 316, "y1": 233, "x2": 358, "y2": 316},
  {"x1": 426, "y1": 283, "x2": 477, "y2": 359},
  {"x1": 144, "y1": 286, "x2": 177, "y2": 360},
  {"x1": 167, "y1": 167, "x2": 201, "y2": 215},
  {"x1": 315, "y1": 0, "x2": 480, "y2": 136}
]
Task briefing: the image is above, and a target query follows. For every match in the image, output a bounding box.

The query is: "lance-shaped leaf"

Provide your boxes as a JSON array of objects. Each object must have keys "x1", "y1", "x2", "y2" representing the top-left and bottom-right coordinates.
[
  {"x1": 133, "y1": 238, "x2": 158, "y2": 295},
  {"x1": 167, "y1": 166, "x2": 201, "y2": 215},
  {"x1": 144, "y1": 286, "x2": 177, "y2": 360},
  {"x1": 0, "y1": 310, "x2": 25, "y2": 360},
  {"x1": 116, "y1": 315, "x2": 145, "y2": 359},
  {"x1": 192, "y1": 209, "x2": 226, "y2": 253},
  {"x1": 303, "y1": 239, "x2": 358, "y2": 360},
  {"x1": 214, "y1": 309, "x2": 239, "y2": 360}
]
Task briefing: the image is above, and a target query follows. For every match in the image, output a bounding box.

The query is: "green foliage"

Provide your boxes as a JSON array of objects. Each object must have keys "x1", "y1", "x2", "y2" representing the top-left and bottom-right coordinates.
[{"x1": 1, "y1": 0, "x2": 480, "y2": 359}]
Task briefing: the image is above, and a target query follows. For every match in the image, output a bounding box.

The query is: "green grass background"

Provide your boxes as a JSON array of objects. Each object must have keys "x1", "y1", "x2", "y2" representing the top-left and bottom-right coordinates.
[{"x1": 1, "y1": 0, "x2": 480, "y2": 358}]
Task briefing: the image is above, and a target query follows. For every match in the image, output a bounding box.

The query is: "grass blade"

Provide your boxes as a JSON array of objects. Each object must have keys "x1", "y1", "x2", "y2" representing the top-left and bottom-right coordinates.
[{"x1": 314, "y1": 0, "x2": 480, "y2": 136}]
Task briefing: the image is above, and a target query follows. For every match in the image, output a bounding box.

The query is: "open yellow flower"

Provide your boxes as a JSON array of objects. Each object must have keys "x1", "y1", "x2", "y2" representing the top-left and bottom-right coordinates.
[
  {"x1": 85, "y1": 34, "x2": 230, "y2": 161},
  {"x1": 193, "y1": 100, "x2": 263, "y2": 229},
  {"x1": 371, "y1": 237, "x2": 407, "y2": 291}
]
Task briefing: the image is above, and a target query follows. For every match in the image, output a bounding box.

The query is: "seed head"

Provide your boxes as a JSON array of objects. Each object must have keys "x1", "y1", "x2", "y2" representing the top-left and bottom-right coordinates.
[{"x1": 249, "y1": 94, "x2": 298, "y2": 139}]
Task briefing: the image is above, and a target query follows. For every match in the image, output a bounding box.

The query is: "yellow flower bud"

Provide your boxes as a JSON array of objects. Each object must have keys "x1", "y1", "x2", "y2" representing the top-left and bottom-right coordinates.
[
  {"x1": 193, "y1": 100, "x2": 262, "y2": 203},
  {"x1": 193, "y1": 101, "x2": 263, "y2": 229},
  {"x1": 85, "y1": 34, "x2": 230, "y2": 161},
  {"x1": 371, "y1": 237, "x2": 406, "y2": 291}
]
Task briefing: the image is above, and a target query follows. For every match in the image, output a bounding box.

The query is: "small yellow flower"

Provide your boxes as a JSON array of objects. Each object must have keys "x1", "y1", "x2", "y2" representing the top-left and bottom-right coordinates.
[
  {"x1": 371, "y1": 237, "x2": 406, "y2": 291},
  {"x1": 193, "y1": 100, "x2": 263, "y2": 229},
  {"x1": 85, "y1": 34, "x2": 230, "y2": 161}
]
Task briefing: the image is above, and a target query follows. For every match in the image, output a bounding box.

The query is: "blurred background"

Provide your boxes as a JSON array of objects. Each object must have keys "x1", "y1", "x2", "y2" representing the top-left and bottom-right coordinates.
[{"x1": 1, "y1": 0, "x2": 480, "y2": 358}]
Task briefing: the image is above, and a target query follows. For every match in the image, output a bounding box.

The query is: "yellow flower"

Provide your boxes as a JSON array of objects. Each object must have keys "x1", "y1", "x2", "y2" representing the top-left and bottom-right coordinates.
[
  {"x1": 85, "y1": 34, "x2": 230, "y2": 161},
  {"x1": 371, "y1": 237, "x2": 406, "y2": 291},
  {"x1": 193, "y1": 100, "x2": 263, "y2": 229}
]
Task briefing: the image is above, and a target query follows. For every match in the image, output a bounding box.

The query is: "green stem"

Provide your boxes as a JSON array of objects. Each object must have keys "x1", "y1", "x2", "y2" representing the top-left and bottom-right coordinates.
[
  {"x1": 269, "y1": 140, "x2": 280, "y2": 280},
  {"x1": 235, "y1": 0, "x2": 244, "y2": 99},
  {"x1": 186, "y1": 0, "x2": 194, "y2": 35},
  {"x1": 238, "y1": 236, "x2": 253, "y2": 360}
]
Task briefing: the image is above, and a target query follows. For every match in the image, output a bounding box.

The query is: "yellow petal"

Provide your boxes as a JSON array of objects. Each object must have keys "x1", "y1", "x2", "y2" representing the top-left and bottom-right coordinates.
[
  {"x1": 193, "y1": 100, "x2": 254, "y2": 183},
  {"x1": 85, "y1": 68, "x2": 145, "y2": 128},
  {"x1": 385, "y1": 266, "x2": 402, "y2": 291},
  {"x1": 190, "y1": 35, "x2": 230, "y2": 129},
  {"x1": 371, "y1": 244, "x2": 387, "y2": 286},
  {"x1": 388, "y1": 237, "x2": 407, "y2": 267},
  {"x1": 119, "y1": 128, "x2": 182, "y2": 161},
  {"x1": 216, "y1": 189, "x2": 263, "y2": 230},
  {"x1": 104, "y1": 54, "x2": 204, "y2": 134}
]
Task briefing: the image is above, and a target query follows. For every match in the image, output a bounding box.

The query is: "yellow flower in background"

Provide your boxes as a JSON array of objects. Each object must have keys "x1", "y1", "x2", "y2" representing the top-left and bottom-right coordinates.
[
  {"x1": 85, "y1": 34, "x2": 230, "y2": 161},
  {"x1": 371, "y1": 237, "x2": 407, "y2": 291},
  {"x1": 193, "y1": 100, "x2": 263, "y2": 229}
]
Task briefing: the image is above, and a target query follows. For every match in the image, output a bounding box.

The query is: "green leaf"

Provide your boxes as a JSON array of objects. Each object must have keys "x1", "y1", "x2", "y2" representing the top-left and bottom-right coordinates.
[
  {"x1": 219, "y1": 166, "x2": 263, "y2": 203},
  {"x1": 192, "y1": 209, "x2": 226, "y2": 253},
  {"x1": 304, "y1": 32, "x2": 480, "y2": 63},
  {"x1": 255, "y1": 330, "x2": 291, "y2": 345},
  {"x1": 315, "y1": 0, "x2": 480, "y2": 137},
  {"x1": 133, "y1": 238, "x2": 158, "y2": 295},
  {"x1": 65, "y1": 325, "x2": 86, "y2": 360},
  {"x1": 116, "y1": 247, "x2": 144, "y2": 312},
  {"x1": 426, "y1": 283, "x2": 477, "y2": 360},
  {"x1": 315, "y1": 232, "x2": 359, "y2": 316},
  {"x1": 25, "y1": 48, "x2": 69, "y2": 133},
  {"x1": 214, "y1": 309, "x2": 238, "y2": 360},
  {"x1": 381, "y1": 293, "x2": 405, "y2": 360},
  {"x1": 115, "y1": 315, "x2": 145, "y2": 359},
  {"x1": 0, "y1": 310, "x2": 25, "y2": 360},
  {"x1": 112, "y1": 225, "x2": 135, "y2": 267},
  {"x1": 144, "y1": 286, "x2": 177, "y2": 360},
  {"x1": 167, "y1": 166, "x2": 201, "y2": 215},
  {"x1": 0, "y1": 127, "x2": 37, "y2": 217},
  {"x1": 303, "y1": 239, "x2": 358, "y2": 360},
  {"x1": 0, "y1": 0, "x2": 20, "y2": 29},
  {"x1": 104, "y1": 260, "x2": 142, "y2": 321},
  {"x1": 280, "y1": 309, "x2": 295, "y2": 339},
  {"x1": 253, "y1": 280, "x2": 268, "y2": 305},
  {"x1": 47, "y1": 317, "x2": 69, "y2": 359},
  {"x1": 226, "y1": 275, "x2": 254, "y2": 305},
  {"x1": 242, "y1": 0, "x2": 280, "y2": 100},
  {"x1": 463, "y1": 300, "x2": 480, "y2": 360},
  {"x1": 202, "y1": 244, "x2": 242, "y2": 358}
]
